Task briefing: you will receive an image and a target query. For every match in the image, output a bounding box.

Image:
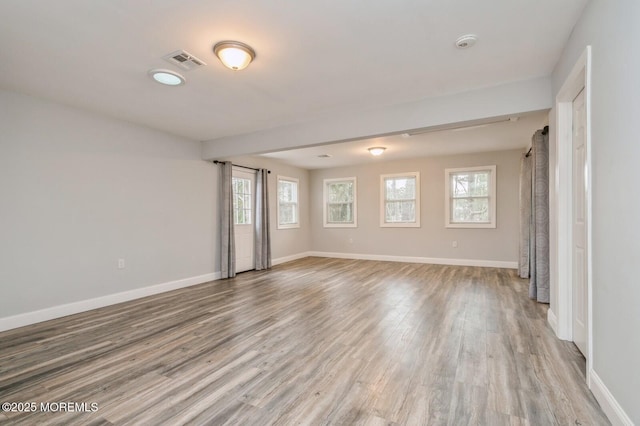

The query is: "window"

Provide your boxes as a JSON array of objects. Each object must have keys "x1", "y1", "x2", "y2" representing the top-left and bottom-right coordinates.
[
  {"x1": 323, "y1": 177, "x2": 357, "y2": 227},
  {"x1": 380, "y1": 172, "x2": 420, "y2": 227},
  {"x1": 445, "y1": 165, "x2": 496, "y2": 228},
  {"x1": 232, "y1": 177, "x2": 252, "y2": 225},
  {"x1": 277, "y1": 176, "x2": 300, "y2": 229}
]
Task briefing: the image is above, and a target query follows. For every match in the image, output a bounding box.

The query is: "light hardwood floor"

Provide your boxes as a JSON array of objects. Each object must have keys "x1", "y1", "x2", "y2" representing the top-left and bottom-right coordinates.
[{"x1": 0, "y1": 258, "x2": 609, "y2": 425}]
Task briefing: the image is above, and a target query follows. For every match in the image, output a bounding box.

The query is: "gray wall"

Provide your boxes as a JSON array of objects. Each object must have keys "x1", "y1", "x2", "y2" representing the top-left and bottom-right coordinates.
[
  {"x1": 309, "y1": 149, "x2": 522, "y2": 263},
  {"x1": 222, "y1": 155, "x2": 312, "y2": 261},
  {"x1": 0, "y1": 89, "x2": 218, "y2": 318},
  {"x1": 551, "y1": 0, "x2": 640, "y2": 422},
  {"x1": 0, "y1": 89, "x2": 312, "y2": 321}
]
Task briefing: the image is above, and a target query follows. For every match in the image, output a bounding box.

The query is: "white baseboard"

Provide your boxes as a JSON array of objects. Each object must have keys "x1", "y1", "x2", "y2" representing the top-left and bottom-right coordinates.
[
  {"x1": 0, "y1": 252, "x2": 516, "y2": 332},
  {"x1": 547, "y1": 308, "x2": 558, "y2": 335},
  {"x1": 272, "y1": 251, "x2": 313, "y2": 266},
  {"x1": 0, "y1": 272, "x2": 220, "y2": 332},
  {"x1": 308, "y1": 251, "x2": 518, "y2": 269},
  {"x1": 590, "y1": 370, "x2": 634, "y2": 426}
]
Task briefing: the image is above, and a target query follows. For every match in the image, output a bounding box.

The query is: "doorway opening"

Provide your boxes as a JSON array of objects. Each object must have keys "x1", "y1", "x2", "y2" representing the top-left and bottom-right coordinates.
[{"x1": 552, "y1": 46, "x2": 592, "y2": 384}]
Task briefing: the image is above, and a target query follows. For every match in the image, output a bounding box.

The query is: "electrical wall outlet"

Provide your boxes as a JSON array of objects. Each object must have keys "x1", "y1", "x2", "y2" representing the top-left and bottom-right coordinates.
[
  {"x1": 118, "y1": 258, "x2": 125, "y2": 269},
  {"x1": 452, "y1": 241, "x2": 458, "y2": 248}
]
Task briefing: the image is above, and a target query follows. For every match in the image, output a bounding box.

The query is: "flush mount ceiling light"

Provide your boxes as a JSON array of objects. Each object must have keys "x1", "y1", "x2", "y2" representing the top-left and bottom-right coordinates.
[
  {"x1": 148, "y1": 69, "x2": 185, "y2": 86},
  {"x1": 455, "y1": 34, "x2": 478, "y2": 49},
  {"x1": 213, "y1": 41, "x2": 256, "y2": 71},
  {"x1": 368, "y1": 147, "x2": 386, "y2": 156}
]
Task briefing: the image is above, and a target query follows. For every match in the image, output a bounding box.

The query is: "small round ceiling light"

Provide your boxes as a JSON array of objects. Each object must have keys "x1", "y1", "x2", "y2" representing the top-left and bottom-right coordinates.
[
  {"x1": 455, "y1": 34, "x2": 478, "y2": 49},
  {"x1": 213, "y1": 41, "x2": 256, "y2": 71},
  {"x1": 368, "y1": 147, "x2": 386, "y2": 156},
  {"x1": 148, "y1": 69, "x2": 185, "y2": 86}
]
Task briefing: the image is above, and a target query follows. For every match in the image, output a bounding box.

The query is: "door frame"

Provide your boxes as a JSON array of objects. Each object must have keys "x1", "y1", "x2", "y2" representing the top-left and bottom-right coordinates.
[{"x1": 551, "y1": 46, "x2": 592, "y2": 385}]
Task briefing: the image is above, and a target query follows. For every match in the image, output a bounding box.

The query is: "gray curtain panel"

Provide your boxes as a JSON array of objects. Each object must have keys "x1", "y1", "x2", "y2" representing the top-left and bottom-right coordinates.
[
  {"x1": 255, "y1": 169, "x2": 272, "y2": 271},
  {"x1": 529, "y1": 129, "x2": 550, "y2": 303},
  {"x1": 519, "y1": 153, "x2": 533, "y2": 278},
  {"x1": 220, "y1": 161, "x2": 236, "y2": 279}
]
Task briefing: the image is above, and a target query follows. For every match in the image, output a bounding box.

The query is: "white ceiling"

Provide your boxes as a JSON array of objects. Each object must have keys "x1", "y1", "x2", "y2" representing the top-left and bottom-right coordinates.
[
  {"x1": 0, "y1": 1, "x2": 586, "y2": 142},
  {"x1": 260, "y1": 110, "x2": 548, "y2": 169}
]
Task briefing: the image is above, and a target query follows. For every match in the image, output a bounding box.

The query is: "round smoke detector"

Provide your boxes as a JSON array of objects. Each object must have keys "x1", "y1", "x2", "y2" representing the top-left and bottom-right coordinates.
[{"x1": 455, "y1": 34, "x2": 478, "y2": 49}]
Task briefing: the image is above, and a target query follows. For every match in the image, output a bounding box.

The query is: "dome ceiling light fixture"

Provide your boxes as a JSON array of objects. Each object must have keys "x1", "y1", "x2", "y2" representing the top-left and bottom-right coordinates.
[
  {"x1": 213, "y1": 41, "x2": 256, "y2": 71},
  {"x1": 368, "y1": 147, "x2": 386, "y2": 156},
  {"x1": 148, "y1": 69, "x2": 186, "y2": 86},
  {"x1": 455, "y1": 34, "x2": 478, "y2": 49}
]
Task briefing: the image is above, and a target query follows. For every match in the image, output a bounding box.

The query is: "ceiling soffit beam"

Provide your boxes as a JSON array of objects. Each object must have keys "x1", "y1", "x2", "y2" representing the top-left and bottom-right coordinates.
[{"x1": 201, "y1": 76, "x2": 552, "y2": 160}]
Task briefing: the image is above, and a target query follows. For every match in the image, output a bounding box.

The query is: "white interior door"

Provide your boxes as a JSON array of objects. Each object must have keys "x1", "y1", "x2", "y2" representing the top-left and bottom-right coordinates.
[
  {"x1": 572, "y1": 88, "x2": 588, "y2": 356},
  {"x1": 233, "y1": 169, "x2": 255, "y2": 273}
]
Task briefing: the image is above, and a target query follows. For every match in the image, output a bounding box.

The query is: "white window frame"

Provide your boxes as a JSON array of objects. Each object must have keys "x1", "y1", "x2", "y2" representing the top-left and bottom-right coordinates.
[
  {"x1": 323, "y1": 177, "x2": 357, "y2": 228},
  {"x1": 445, "y1": 165, "x2": 496, "y2": 229},
  {"x1": 277, "y1": 175, "x2": 300, "y2": 229},
  {"x1": 380, "y1": 172, "x2": 420, "y2": 228}
]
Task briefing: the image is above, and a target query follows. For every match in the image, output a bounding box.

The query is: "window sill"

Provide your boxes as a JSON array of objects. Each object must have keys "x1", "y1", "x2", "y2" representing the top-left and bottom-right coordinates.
[
  {"x1": 380, "y1": 222, "x2": 421, "y2": 228},
  {"x1": 446, "y1": 223, "x2": 496, "y2": 229},
  {"x1": 277, "y1": 224, "x2": 300, "y2": 230}
]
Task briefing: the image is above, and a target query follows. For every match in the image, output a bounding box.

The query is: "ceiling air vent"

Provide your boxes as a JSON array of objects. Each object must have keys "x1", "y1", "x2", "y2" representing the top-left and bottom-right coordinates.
[{"x1": 163, "y1": 50, "x2": 207, "y2": 71}]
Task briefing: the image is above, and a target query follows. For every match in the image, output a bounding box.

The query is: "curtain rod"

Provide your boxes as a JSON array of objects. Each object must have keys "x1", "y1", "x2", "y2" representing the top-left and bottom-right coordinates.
[
  {"x1": 525, "y1": 126, "x2": 549, "y2": 157},
  {"x1": 212, "y1": 160, "x2": 271, "y2": 174}
]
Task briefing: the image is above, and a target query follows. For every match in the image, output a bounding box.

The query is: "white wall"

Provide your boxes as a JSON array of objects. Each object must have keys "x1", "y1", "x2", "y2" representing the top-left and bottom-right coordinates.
[
  {"x1": 0, "y1": 90, "x2": 218, "y2": 322},
  {"x1": 221, "y1": 156, "x2": 312, "y2": 262},
  {"x1": 309, "y1": 149, "x2": 522, "y2": 266},
  {"x1": 551, "y1": 0, "x2": 640, "y2": 423}
]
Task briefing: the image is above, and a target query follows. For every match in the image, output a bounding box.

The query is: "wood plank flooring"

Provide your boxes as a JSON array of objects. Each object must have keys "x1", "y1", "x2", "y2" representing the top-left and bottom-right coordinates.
[{"x1": 0, "y1": 258, "x2": 609, "y2": 425}]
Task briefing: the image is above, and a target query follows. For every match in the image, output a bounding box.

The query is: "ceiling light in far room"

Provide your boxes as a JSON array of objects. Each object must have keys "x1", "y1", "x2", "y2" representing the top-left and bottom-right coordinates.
[
  {"x1": 213, "y1": 41, "x2": 256, "y2": 70},
  {"x1": 368, "y1": 147, "x2": 386, "y2": 156},
  {"x1": 148, "y1": 69, "x2": 185, "y2": 86},
  {"x1": 455, "y1": 34, "x2": 478, "y2": 49}
]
